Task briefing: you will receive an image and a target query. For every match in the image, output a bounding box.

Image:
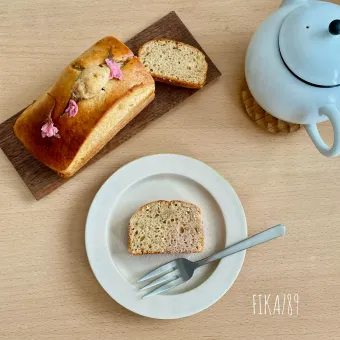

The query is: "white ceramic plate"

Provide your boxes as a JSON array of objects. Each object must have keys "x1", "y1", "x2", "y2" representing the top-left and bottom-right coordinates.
[{"x1": 85, "y1": 154, "x2": 247, "y2": 319}]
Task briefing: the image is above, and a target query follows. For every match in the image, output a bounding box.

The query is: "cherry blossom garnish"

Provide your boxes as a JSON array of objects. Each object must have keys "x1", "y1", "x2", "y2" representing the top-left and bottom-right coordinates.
[
  {"x1": 41, "y1": 118, "x2": 60, "y2": 138},
  {"x1": 41, "y1": 93, "x2": 60, "y2": 138},
  {"x1": 65, "y1": 99, "x2": 78, "y2": 118},
  {"x1": 105, "y1": 58, "x2": 122, "y2": 80}
]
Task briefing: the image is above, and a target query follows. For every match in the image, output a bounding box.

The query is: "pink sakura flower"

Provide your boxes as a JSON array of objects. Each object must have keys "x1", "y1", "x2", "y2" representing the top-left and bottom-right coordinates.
[
  {"x1": 105, "y1": 58, "x2": 122, "y2": 80},
  {"x1": 65, "y1": 99, "x2": 78, "y2": 118},
  {"x1": 41, "y1": 118, "x2": 60, "y2": 138}
]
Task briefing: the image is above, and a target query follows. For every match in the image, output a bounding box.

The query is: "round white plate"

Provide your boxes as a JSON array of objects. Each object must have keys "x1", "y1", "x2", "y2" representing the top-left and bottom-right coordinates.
[{"x1": 85, "y1": 154, "x2": 247, "y2": 319}]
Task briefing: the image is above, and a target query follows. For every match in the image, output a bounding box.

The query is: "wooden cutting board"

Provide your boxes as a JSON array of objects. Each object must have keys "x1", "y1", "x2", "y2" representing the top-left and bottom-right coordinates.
[{"x1": 0, "y1": 11, "x2": 221, "y2": 200}]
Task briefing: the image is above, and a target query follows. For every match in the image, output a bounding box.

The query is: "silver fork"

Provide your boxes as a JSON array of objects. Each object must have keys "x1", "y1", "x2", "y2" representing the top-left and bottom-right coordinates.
[{"x1": 138, "y1": 224, "x2": 286, "y2": 298}]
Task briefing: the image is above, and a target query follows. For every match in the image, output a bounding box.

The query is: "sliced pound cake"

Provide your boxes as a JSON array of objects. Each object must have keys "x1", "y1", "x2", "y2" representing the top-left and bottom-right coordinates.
[
  {"x1": 138, "y1": 39, "x2": 208, "y2": 89},
  {"x1": 128, "y1": 200, "x2": 204, "y2": 255}
]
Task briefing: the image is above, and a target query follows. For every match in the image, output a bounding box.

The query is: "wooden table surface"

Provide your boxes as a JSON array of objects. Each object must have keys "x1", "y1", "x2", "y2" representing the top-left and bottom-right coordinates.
[{"x1": 1, "y1": 0, "x2": 339, "y2": 339}]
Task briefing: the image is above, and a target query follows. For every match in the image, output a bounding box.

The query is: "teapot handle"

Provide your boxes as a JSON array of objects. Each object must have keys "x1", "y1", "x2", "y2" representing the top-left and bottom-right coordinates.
[{"x1": 304, "y1": 105, "x2": 340, "y2": 157}]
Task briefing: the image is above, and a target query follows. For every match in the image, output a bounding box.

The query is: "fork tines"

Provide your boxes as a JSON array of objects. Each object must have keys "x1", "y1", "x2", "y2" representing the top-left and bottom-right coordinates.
[{"x1": 137, "y1": 260, "x2": 182, "y2": 298}]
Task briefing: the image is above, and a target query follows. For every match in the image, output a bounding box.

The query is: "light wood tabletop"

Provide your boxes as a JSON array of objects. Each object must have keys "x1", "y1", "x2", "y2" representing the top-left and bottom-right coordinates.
[{"x1": 1, "y1": 0, "x2": 339, "y2": 339}]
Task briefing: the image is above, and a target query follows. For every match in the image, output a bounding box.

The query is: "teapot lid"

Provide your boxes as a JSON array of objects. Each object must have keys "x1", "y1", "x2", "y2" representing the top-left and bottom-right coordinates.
[{"x1": 279, "y1": 1, "x2": 340, "y2": 87}]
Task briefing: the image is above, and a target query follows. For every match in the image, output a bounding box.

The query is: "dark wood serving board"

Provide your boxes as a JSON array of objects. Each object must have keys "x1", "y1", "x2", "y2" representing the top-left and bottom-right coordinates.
[{"x1": 0, "y1": 11, "x2": 221, "y2": 200}]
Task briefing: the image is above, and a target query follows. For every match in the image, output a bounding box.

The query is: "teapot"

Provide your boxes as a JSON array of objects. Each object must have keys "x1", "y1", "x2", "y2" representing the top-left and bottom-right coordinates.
[{"x1": 246, "y1": 0, "x2": 340, "y2": 157}]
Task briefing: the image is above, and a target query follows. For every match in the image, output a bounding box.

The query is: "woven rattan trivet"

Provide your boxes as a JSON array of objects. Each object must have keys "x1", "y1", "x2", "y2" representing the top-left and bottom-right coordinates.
[{"x1": 242, "y1": 83, "x2": 301, "y2": 133}]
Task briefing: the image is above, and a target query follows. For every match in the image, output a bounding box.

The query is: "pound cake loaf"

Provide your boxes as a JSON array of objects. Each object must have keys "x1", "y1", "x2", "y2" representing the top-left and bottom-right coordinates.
[
  {"x1": 128, "y1": 200, "x2": 204, "y2": 255},
  {"x1": 138, "y1": 39, "x2": 208, "y2": 89},
  {"x1": 14, "y1": 37, "x2": 155, "y2": 177}
]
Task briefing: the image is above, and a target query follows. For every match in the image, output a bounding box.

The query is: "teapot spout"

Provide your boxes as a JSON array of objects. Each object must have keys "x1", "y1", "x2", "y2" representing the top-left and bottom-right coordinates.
[{"x1": 281, "y1": 0, "x2": 315, "y2": 7}]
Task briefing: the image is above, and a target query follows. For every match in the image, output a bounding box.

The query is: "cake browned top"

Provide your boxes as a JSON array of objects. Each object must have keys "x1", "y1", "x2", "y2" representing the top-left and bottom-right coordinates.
[{"x1": 14, "y1": 37, "x2": 154, "y2": 173}]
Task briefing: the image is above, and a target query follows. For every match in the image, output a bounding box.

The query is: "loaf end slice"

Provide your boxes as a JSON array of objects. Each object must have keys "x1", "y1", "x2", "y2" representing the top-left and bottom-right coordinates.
[
  {"x1": 128, "y1": 200, "x2": 204, "y2": 255},
  {"x1": 138, "y1": 39, "x2": 208, "y2": 89}
]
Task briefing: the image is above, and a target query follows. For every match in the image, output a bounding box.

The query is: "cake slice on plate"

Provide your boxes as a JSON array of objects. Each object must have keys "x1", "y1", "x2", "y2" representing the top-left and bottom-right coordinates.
[{"x1": 128, "y1": 200, "x2": 204, "y2": 255}]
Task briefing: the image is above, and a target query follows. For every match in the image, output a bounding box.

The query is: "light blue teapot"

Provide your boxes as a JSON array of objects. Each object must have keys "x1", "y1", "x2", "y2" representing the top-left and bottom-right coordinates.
[{"x1": 246, "y1": 0, "x2": 340, "y2": 157}]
